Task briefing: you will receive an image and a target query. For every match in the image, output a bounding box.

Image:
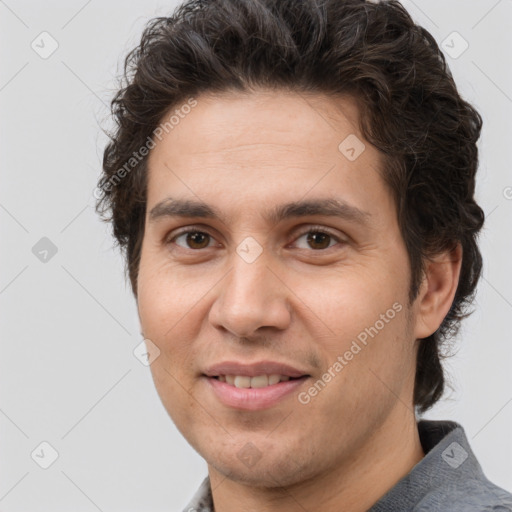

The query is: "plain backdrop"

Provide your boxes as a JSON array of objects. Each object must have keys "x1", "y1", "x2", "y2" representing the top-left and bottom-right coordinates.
[{"x1": 1, "y1": 1, "x2": 511, "y2": 510}]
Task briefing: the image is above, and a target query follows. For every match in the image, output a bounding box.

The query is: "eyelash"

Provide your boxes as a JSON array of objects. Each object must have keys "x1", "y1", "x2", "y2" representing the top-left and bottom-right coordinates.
[{"x1": 166, "y1": 225, "x2": 346, "y2": 251}]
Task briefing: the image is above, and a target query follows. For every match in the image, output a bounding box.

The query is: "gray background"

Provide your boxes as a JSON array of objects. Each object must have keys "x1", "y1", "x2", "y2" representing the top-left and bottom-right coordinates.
[{"x1": 1, "y1": 0, "x2": 511, "y2": 510}]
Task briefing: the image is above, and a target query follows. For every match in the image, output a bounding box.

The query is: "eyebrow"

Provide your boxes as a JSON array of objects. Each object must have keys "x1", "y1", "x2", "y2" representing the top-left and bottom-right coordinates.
[{"x1": 148, "y1": 197, "x2": 371, "y2": 226}]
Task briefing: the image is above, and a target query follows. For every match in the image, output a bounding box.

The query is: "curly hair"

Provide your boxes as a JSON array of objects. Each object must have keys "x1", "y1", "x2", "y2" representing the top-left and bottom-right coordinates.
[{"x1": 96, "y1": 0, "x2": 484, "y2": 413}]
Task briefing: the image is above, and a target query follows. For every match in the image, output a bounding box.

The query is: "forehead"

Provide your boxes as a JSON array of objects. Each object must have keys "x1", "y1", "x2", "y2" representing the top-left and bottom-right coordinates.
[
  {"x1": 145, "y1": 89, "x2": 390, "y2": 219},
  {"x1": 150, "y1": 89, "x2": 363, "y2": 160}
]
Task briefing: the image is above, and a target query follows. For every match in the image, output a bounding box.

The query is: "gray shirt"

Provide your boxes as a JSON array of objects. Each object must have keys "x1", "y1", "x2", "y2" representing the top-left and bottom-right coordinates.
[{"x1": 182, "y1": 420, "x2": 512, "y2": 511}]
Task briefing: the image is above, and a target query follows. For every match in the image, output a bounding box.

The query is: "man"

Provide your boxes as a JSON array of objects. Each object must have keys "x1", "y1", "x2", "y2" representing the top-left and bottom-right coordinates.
[{"x1": 96, "y1": 0, "x2": 512, "y2": 510}]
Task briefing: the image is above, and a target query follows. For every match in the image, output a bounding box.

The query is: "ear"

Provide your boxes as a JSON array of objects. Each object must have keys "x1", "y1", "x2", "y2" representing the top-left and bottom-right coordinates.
[{"x1": 413, "y1": 244, "x2": 463, "y2": 340}]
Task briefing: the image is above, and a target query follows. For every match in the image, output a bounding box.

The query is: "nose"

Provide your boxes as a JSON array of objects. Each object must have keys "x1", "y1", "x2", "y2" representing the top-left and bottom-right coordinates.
[{"x1": 208, "y1": 252, "x2": 292, "y2": 339}]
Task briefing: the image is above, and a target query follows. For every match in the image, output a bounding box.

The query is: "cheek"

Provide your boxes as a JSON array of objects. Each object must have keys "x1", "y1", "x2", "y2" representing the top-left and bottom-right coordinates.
[
  {"x1": 149, "y1": 356, "x2": 203, "y2": 443},
  {"x1": 137, "y1": 268, "x2": 201, "y2": 423},
  {"x1": 296, "y1": 266, "x2": 406, "y2": 345},
  {"x1": 136, "y1": 262, "x2": 203, "y2": 395},
  {"x1": 137, "y1": 255, "x2": 199, "y2": 337},
  {"x1": 298, "y1": 270, "x2": 411, "y2": 400},
  {"x1": 303, "y1": 306, "x2": 412, "y2": 434}
]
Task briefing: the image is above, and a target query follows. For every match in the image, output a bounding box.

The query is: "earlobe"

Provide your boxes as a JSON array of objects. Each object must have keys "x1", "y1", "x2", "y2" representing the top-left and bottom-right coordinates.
[{"x1": 413, "y1": 244, "x2": 463, "y2": 339}]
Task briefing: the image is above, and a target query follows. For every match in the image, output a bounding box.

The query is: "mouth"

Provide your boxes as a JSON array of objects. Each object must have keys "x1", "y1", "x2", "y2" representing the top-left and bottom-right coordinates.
[{"x1": 202, "y1": 361, "x2": 311, "y2": 410}]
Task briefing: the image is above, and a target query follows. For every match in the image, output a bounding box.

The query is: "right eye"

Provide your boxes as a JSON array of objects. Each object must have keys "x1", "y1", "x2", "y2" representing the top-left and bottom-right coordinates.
[{"x1": 167, "y1": 229, "x2": 218, "y2": 250}]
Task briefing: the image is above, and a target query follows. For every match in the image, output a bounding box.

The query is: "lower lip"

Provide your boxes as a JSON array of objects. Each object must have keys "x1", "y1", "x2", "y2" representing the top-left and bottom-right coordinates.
[{"x1": 204, "y1": 376, "x2": 309, "y2": 410}]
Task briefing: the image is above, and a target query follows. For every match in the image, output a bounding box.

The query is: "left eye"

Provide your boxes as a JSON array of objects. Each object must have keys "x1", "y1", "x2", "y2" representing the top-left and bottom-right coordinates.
[{"x1": 293, "y1": 229, "x2": 342, "y2": 250}]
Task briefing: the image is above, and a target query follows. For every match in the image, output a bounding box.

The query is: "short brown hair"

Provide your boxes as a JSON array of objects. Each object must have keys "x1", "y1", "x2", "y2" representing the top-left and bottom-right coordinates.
[{"x1": 96, "y1": 0, "x2": 484, "y2": 413}]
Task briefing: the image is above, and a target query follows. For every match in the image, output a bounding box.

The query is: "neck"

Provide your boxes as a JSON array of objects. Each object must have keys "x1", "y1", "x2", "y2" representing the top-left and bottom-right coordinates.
[{"x1": 209, "y1": 410, "x2": 424, "y2": 512}]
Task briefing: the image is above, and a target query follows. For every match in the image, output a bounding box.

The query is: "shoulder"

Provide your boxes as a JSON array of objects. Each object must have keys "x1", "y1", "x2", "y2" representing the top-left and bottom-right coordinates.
[{"x1": 371, "y1": 420, "x2": 512, "y2": 512}]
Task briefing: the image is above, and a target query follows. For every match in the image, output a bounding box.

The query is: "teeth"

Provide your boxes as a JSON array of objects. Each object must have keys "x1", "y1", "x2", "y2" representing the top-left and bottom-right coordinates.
[
  {"x1": 268, "y1": 374, "x2": 281, "y2": 385},
  {"x1": 250, "y1": 375, "x2": 269, "y2": 388},
  {"x1": 234, "y1": 376, "x2": 251, "y2": 388},
  {"x1": 219, "y1": 374, "x2": 293, "y2": 388}
]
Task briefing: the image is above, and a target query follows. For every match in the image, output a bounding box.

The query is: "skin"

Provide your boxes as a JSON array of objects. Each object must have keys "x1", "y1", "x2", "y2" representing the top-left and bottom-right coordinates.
[{"x1": 136, "y1": 89, "x2": 462, "y2": 512}]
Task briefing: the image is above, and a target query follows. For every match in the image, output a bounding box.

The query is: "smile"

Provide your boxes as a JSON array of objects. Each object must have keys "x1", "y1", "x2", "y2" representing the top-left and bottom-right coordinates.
[
  {"x1": 214, "y1": 374, "x2": 294, "y2": 388},
  {"x1": 204, "y1": 375, "x2": 310, "y2": 410}
]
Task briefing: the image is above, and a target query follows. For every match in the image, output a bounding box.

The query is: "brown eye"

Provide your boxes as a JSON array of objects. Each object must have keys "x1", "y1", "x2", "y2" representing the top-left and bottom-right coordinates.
[
  {"x1": 186, "y1": 232, "x2": 211, "y2": 249},
  {"x1": 171, "y1": 230, "x2": 214, "y2": 249},
  {"x1": 293, "y1": 227, "x2": 343, "y2": 251},
  {"x1": 306, "y1": 231, "x2": 332, "y2": 250}
]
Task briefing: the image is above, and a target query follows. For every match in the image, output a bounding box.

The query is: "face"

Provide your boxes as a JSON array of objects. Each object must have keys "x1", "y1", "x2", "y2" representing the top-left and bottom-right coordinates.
[{"x1": 137, "y1": 89, "x2": 420, "y2": 488}]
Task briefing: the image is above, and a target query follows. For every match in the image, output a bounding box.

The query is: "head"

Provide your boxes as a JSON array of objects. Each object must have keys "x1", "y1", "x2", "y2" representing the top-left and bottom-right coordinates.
[{"x1": 96, "y1": 0, "x2": 483, "y2": 489}]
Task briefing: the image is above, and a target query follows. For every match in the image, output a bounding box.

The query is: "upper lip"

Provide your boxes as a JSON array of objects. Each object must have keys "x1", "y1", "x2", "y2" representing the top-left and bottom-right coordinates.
[{"x1": 203, "y1": 361, "x2": 309, "y2": 378}]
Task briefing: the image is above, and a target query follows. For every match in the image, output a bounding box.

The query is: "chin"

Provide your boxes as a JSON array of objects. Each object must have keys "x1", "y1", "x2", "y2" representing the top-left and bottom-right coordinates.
[
  {"x1": 213, "y1": 461, "x2": 311, "y2": 488},
  {"x1": 204, "y1": 441, "x2": 320, "y2": 489}
]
